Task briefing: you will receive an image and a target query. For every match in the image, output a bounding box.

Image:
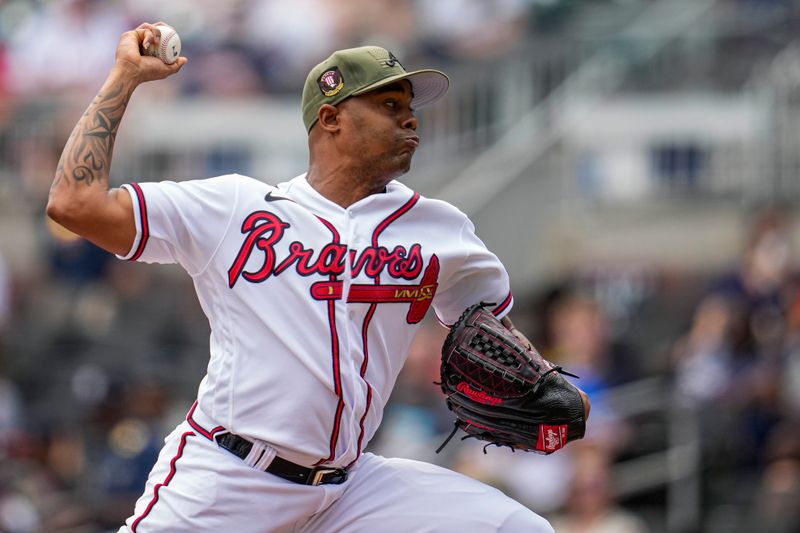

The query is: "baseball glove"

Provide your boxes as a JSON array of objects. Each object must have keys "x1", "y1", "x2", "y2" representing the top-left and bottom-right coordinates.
[{"x1": 437, "y1": 303, "x2": 587, "y2": 454}]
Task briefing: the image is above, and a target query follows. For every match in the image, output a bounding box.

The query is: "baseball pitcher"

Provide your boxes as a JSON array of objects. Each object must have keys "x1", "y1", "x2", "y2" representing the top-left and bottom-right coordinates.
[{"x1": 47, "y1": 23, "x2": 589, "y2": 533}]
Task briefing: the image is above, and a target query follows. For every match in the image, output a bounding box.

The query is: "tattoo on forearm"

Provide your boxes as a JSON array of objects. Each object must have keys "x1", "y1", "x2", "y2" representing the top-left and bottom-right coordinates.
[{"x1": 52, "y1": 82, "x2": 130, "y2": 193}]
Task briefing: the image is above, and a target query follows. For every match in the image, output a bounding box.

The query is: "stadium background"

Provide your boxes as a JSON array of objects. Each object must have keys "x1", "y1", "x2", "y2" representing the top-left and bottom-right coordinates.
[{"x1": 1, "y1": 0, "x2": 800, "y2": 531}]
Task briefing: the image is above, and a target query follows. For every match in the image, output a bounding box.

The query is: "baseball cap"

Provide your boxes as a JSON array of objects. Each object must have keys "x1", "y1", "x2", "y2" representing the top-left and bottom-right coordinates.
[{"x1": 302, "y1": 46, "x2": 450, "y2": 131}]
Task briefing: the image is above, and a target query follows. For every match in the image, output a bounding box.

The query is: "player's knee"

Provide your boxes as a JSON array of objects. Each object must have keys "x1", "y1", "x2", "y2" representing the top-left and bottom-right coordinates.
[{"x1": 499, "y1": 508, "x2": 554, "y2": 533}]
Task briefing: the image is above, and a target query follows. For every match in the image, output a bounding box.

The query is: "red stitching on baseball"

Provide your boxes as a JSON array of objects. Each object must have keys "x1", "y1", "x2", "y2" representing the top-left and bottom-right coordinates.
[{"x1": 156, "y1": 26, "x2": 175, "y2": 61}]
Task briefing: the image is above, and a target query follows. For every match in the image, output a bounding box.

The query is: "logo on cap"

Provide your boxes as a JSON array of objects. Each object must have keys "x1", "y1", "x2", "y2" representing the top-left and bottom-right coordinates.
[
  {"x1": 385, "y1": 52, "x2": 403, "y2": 69},
  {"x1": 318, "y1": 67, "x2": 344, "y2": 97}
]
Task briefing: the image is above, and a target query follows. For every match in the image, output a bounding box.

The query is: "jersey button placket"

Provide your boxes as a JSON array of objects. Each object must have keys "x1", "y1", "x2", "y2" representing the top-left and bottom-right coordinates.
[{"x1": 341, "y1": 211, "x2": 363, "y2": 462}]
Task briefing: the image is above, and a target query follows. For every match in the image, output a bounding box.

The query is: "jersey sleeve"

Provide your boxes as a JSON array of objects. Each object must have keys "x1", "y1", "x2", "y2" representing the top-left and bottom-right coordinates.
[
  {"x1": 433, "y1": 217, "x2": 513, "y2": 326},
  {"x1": 116, "y1": 174, "x2": 241, "y2": 275}
]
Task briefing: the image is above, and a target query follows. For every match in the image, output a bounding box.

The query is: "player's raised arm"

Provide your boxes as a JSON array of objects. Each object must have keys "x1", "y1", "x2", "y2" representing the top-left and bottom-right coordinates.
[{"x1": 46, "y1": 23, "x2": 187, "y2": 256}]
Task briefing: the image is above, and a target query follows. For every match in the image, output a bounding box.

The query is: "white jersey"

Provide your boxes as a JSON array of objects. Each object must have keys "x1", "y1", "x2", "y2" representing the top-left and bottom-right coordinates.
[{"x1": 119, "y1": 174, "x2": 512, "y2": 469}]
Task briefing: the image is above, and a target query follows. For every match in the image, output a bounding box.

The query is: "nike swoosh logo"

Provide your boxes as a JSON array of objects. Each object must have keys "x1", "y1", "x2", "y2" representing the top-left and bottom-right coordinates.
[{"x1": 264, "y1": 191, "x2": 294, "y2": 203}]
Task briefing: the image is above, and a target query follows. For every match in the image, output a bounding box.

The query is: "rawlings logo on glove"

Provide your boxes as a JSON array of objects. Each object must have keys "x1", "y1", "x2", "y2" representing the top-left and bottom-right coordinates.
[{"x1": 437, "y1": 303, "x2": 588, "y2": 454}]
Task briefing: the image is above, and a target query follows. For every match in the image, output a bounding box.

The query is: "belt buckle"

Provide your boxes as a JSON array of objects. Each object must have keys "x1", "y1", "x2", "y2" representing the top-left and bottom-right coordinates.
[{"x1": 309, "y1": 468, "x2": 339, "y2": 486}]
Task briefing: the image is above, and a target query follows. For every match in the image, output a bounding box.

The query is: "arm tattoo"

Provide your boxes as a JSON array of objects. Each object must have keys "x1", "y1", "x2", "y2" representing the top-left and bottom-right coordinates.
[{"x1": 51, "y1": 82, "x2": 131, "y2": 193}]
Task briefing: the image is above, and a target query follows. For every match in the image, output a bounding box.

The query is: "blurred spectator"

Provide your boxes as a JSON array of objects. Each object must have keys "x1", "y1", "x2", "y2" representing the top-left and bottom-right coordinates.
[
  {"x1": 543, "y1": 291, "x2": 635, "y2": 450},
  {"x1": 547, "y1": 292, "x2": 632, "y2": 393},
  {"x1": 0, "y1": 252, "x2": 9, "y2": 330},
  {"x1": 0, "y1": 479, "x2": 41, "y2": 533},
  {"x1": 93, "y1": 380, "x2": 172, "y2": 527},
  {"x1": 673, "y1": 293, "x2": 738, "y2": 404},
  {"x1": 0, "y1": 42, "x2": 10, "y2": 101},
  {"x1": 6, "y1": 0, "x2": 128, "y2": 96},
  {"x1": 182, "y1": 46, "x2": 264, "y2": 96},
  {"x1": 550, "y1": 444, "x2": 649, "y2": 533},
  {"x1": 0, "y1": 349, "x2": 23, "y2": 459},
  {"x1": 673, "y1": 209, "x2": 795, "y2": 467},
  {"x1": 243, "y1": 0, "x2": 347, "y2": 90},
  {"x1": 784, "y1": 294, "x2": 800, "y2": 411},
  {"x1": 415, "y1": 0, "x2": 530, "y2": 59},
  {"x1": 711, "y1": 208, "x2": 794, "y2": 361},
  {"x1": 46, "y1": 225, "x2": 113, "y2": 288},
  {"x1": 737, "y1": 457, "x2": 800, "y2": 533},
  {"x1": 0, "y1": 426, "x2": 97, "y2": 532},
  {"x1": 337, "y1": 0, "x2": 419, "y2": 57}
]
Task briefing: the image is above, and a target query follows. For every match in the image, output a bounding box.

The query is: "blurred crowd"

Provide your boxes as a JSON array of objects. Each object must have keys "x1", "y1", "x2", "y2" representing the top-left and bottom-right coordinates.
[
  {"x1": 0, "y1": 0, "x2": 541, "y2": 218},
  {"x1": 1, "y1": 1, "x2": 800, "y2": 532},
  {"x1": 0, "y1": 0, "x2": 537, "y2": 100}
]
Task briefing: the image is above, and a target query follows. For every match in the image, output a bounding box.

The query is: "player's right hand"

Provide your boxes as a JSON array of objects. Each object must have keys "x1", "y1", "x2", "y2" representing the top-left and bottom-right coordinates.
[{"x1": 114, "y1": 23, "x2": 187, "y2": 83}]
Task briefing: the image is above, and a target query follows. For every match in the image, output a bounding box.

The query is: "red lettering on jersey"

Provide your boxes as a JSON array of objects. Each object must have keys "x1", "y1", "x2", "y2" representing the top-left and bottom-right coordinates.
[
  {"x1": 274, "y1": 241, "x2": 348, "y2": 277},
  {"x1": 228, "y1": 211, "x2": 430, "y2": 289},
  {"x1": 228, "y1": 211, "x2": 290, "y2": 288},
  {"x1": 351, "y1": 243, "x2": 423, "y2": 280}
]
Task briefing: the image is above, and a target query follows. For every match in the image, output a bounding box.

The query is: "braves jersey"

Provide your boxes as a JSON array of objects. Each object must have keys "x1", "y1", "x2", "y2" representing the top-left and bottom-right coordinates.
[{"x1": 118, "y1": 174, "x2": 513, "y2": 468}]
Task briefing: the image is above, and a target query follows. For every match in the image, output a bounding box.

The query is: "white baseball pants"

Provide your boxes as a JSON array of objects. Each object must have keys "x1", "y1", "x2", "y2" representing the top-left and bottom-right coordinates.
[{"x1": 118, "y1": 418, "x2": 554, "y2": 533}]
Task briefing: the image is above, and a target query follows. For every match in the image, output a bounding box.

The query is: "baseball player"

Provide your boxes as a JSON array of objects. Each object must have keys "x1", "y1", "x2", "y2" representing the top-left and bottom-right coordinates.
[{"x1": 47, "y1": 23, "x2": 589, "y2": 533}]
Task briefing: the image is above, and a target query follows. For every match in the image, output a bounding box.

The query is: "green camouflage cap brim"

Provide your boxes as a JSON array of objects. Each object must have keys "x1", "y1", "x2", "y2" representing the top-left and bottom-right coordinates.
[{"x1": 302, "y1": 46, "x2": 449, "y2": 131}]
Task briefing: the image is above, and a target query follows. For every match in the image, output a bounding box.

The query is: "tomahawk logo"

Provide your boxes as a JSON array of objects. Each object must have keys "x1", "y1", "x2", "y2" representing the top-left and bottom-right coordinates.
[
  {"x1": 384, "y1": 52, "x2": 403, "y2": 69},
  {"x1": 311, "y1": 256, "x2": 440, "y2": 324}
]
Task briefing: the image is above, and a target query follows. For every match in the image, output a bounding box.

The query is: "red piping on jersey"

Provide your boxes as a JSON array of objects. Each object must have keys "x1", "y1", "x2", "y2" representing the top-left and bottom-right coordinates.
[
  {"x1": 315, "y1": 216, "x2": 341, "y2": 245},
  {"x1": 131, "y1": 430, "x2": 193, "y2": 532},
  {"x1": 493, "y1": 291, "x2": 513, "y2": 316},
  {"x1": 372, "y1": 193, "x2": 420, "y2": 248},
  {"x1": 437, "y1": 290, "x2": 514, "y2": 328},
  {"x1": 350, "y1": 192, "x2": 421, "y2": 466},
  {"x1": 347, "y1": 303, "x2": 377, "y2": 470},
  {"x1": 314, "y1": 215, "x2": 345, "y2": 466},
  {"x1": 129, "y1": 183, "x2": 149, "y2": 261},
  {"x1": 186, "y1": 401, "x2": 226, "y2": 440},
  {"x1": 316, "y1": 296, "x2": 345, "y2": 466}
]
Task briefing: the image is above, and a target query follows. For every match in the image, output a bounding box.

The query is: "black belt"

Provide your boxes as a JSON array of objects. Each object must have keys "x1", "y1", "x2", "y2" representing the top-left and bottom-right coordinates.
[{"x1": 215, "y1": 432, "x2": 348, "y2": 486}]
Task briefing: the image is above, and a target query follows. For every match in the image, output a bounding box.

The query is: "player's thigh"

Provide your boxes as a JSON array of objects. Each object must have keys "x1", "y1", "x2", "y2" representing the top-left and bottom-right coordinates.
[
  {"x1": 118, "y1": 422, "x2": 324, "y2": 533},
  {"x1": 308, "y1": 452, "x2": 553, "y2": 533}
]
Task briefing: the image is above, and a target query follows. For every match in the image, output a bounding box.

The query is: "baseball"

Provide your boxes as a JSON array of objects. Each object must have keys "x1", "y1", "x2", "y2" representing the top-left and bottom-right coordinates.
[{"x1": 144, "y1": 24, "x2": 181, "y2": 64}]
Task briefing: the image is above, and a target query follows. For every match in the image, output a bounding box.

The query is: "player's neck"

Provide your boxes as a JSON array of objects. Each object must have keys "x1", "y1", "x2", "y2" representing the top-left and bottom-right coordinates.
[{"x1": 306, "y1": 166, "x2": 389, "y2": 209}]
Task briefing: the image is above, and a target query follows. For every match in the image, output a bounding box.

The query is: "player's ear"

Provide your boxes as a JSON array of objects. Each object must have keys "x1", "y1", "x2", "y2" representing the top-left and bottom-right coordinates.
[{"x1": 317, "y1": 104, "x2": 340, "y2": 133}]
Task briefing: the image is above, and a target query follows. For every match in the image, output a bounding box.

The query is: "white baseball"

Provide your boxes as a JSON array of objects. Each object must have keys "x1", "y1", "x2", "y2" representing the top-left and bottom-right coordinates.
[{"x1": 145, "y1": 24, "x2": 181, "y2": 65}]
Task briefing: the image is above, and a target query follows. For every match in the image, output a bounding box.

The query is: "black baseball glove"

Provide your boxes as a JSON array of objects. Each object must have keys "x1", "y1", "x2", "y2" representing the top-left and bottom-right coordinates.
[{"x1": 437, "y1": 303, "x2": 587, "y2": 454}]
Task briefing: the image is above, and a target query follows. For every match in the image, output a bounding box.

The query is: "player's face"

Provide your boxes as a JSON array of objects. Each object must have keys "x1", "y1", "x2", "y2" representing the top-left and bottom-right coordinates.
[{"x1": 339, "y1": 80, "x2": 419, "y2": 183}]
